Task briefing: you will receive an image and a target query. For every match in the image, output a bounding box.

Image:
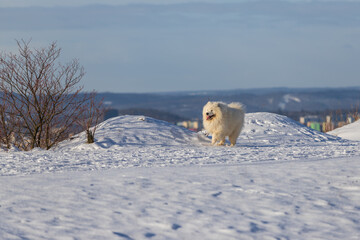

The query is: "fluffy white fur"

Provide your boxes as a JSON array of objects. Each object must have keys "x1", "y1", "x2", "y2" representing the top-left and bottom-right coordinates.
[{"x1": 202, "y1": 101, "x2": 245, "y2": 146}]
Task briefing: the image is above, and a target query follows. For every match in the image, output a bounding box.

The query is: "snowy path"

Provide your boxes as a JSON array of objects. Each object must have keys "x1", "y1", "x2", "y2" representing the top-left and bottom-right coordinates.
[{"x1": 1, "y1": 157, "x2": 359, "y2": 240}]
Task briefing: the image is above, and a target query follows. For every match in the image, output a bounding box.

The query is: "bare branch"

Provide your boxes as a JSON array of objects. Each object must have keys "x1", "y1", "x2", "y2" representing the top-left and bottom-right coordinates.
[{"x1": 0, "y1": 39, "x2": 97, "y2": 150}]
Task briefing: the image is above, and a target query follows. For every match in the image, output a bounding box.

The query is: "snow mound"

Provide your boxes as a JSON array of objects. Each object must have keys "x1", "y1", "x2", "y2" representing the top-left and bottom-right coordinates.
[
  {"x1": 2, "y1": 112, "x2": 359, "y2": 176},
  {"x1": 240, "y1": 112, "x2": 342, "y2": 145},
  {"x1": 328, "y1": 119, "x2": 360, "y2": 141},
  {"x1": 58, "y1": 112, "x2": 344, "y2": 152},
  {"x1": 57, "y1": 115, "x2": 198, "y2": 151}
]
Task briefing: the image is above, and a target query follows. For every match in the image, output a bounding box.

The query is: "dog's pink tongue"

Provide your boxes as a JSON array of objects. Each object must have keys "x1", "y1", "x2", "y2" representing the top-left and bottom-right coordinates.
[{"x1": 206, "y1": 115, "x2": 211, "y2": 120}]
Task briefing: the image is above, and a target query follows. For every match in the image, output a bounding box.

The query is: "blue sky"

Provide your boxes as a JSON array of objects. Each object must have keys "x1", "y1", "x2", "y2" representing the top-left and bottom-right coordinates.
[{"x1": 1, "y1": 0, "x2": 360, "y2": 93}]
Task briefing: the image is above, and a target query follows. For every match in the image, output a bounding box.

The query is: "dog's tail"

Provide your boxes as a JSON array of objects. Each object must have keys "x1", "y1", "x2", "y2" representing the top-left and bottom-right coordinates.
[{"x1": 229, "y1": 102, "x2": 245, "y2": 112}]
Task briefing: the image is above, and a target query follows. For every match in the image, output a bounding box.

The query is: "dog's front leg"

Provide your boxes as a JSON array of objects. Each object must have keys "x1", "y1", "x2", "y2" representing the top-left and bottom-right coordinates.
[
  {"x1": 211, "y1": 133, "x2": 218, "y2": 145},
  {"x1": 217, "y1": 136, "x2": 226, "y2": 146}
]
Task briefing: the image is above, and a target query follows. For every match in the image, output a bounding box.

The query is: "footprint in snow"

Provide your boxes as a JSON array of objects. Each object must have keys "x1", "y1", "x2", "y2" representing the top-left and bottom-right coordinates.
[
  {"x1": 113, "y1": 232, "x2": 134, "y2": 240},
  {"x1": 249, "y1": 222, "x2": 265, "y2": 233},
  {"x1": 212, "y1": 192, "x2": 222, "y2": 197},
  {"x1": 144, "y1": 232, "x2": 156, "y2": 238},
  {"x1": 172, "y1": 223, "x2": 182, "y2": 230}
]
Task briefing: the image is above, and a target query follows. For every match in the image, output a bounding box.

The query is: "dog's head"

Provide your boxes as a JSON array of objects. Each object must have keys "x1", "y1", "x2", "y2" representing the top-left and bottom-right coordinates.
[{"x1": 203, "y1": 101, "x2": 222, "y2": 121}]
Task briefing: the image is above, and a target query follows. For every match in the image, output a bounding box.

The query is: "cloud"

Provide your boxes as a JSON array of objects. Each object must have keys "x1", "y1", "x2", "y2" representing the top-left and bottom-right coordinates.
[
  {"x1": 1, "y1": 1, "x2": 360, "y2": 92},
  {"x1": 1, "y1": 1, "x2": 360, "y2": 32},
  {"x1": 0, "y1": 0, "x2": 241, "y2": 7},
  {"x1": 2, "y1": 0, "x2": 360, "y2": 7}
]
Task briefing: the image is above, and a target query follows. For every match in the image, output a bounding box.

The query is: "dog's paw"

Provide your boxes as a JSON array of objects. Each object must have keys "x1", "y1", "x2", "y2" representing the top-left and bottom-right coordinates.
[{"x1": 199, "y1": 130, "x2": 210, "y2": 137}]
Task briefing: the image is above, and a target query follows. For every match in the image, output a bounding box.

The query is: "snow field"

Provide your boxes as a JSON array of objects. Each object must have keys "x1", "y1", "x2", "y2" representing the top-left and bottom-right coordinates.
[
  {"x1": 1, "y1": 158, "x2": 359, "y2": 239},
  {"x1": 0, "y1": 113, "x2": 360, "y2": 239}
]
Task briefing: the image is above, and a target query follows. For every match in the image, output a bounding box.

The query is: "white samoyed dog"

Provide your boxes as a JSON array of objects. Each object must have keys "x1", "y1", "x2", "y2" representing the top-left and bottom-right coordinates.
[{"x1": 202, "y1": 101, "x2": 245, "y2": 146}]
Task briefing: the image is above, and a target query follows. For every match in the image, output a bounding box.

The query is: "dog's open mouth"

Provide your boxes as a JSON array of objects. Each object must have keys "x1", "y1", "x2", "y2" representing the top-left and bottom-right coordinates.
[{"x1": 206, "y1": 113, "x2": 215, "y2": 120}]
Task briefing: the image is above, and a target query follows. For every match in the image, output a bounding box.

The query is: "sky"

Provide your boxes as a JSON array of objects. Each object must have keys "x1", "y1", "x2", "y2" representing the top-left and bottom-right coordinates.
[{"x1": 1, "y1": 0, "x2": 360, "y2": 93}]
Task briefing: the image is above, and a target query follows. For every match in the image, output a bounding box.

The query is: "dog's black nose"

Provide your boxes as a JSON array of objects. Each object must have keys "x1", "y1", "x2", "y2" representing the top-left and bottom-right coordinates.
[{"x1": 206, "y1": 112, "x2": 209, "y2": 115}]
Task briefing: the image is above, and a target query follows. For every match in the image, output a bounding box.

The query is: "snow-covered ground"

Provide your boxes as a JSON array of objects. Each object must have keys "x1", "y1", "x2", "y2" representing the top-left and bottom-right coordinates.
[
  {"x1": 1, "y1": 113, "x2": 360, "y2": 239},
  {"x1": 328, "y1": 119, "x2": 360, "y2": 141}
]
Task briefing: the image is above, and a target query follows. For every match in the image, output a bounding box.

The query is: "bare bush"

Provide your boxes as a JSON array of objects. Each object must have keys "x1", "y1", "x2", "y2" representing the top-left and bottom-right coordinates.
[
  {"x1": 0, "y1": 40, "x2": 103, "y2": 150},
  {"x1": 77, "y1": 91, "x2": 105, "y2": 144}
]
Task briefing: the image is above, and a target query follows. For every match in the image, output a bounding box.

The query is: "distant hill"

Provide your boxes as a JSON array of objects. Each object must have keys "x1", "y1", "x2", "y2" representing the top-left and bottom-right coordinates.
[{"x1": 97, "y1": 87, "x2": 360, "y2": 120}]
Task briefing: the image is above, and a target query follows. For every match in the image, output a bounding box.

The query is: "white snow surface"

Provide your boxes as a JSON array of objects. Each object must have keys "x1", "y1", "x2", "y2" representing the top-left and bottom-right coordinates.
[
  {"x1": 1, "y1": 113, "x2": 360, "y2": 239},
  {"x1": 328, "y1": 119, "x2": 360, "y2": 141}
]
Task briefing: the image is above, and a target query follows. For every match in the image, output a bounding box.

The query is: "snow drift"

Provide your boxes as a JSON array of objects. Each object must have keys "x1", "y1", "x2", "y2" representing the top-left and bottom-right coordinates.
[
  {"x1": 328, "y1": 119, "x2": 360, "y2": 141},
  {"x1": 241, "y1": 112, "x2": 342, "y2": 145},
  {"x1": 58, "y1": 112, "x2": 343, "y2": 151},
  {"x1": 57, "y1": 115, "x2": 199, "y2": 151}
]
